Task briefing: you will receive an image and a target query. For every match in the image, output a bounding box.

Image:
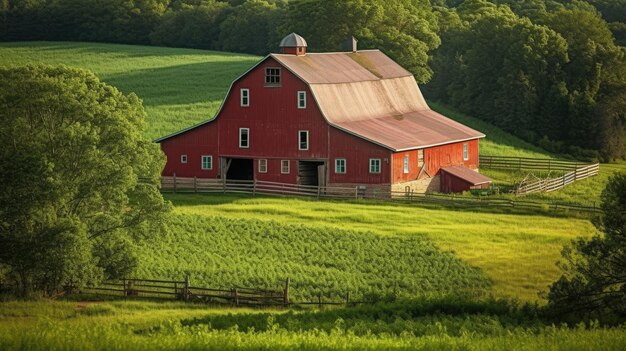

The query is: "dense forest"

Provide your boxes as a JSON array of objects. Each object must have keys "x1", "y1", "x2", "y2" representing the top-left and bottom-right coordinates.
[{"x1": 1, "y1": 0, "x2": 624, "y2": 161}]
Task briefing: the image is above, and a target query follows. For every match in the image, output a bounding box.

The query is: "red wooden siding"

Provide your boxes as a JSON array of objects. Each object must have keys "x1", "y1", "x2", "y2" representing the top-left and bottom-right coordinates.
[
  {"x1": 391, "y1": 140, "x2": 479, "y2": 183},
  {"x1": 161, "y1": 122, "x2": 219, "y2": 178},
  {"x1": 440, "y1": 171, "x2": 489, "y2": 193},
  {"x1": 328, "y1": 127, "x2": 391, "y2": 184}
]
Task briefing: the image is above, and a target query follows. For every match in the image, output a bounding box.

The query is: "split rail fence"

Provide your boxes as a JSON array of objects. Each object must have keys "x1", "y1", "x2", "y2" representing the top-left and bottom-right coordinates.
[{"x1": 160, "y1": 176, "x2": 601, "y2": 213}]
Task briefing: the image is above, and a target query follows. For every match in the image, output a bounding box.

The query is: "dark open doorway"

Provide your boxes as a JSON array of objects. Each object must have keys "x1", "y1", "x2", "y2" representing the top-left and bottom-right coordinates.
[
  {"x1": 225, "y1": 158, "x2": 253, "y2": 181},
  {"x1": 298, "y1": 161, "x2": 325, "y2": 186}
]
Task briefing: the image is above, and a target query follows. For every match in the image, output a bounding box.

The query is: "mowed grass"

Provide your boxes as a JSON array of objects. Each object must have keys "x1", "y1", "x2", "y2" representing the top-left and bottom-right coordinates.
[
  {"x1": 0, "y1": 41, "x2": 259, "y2": 140},
  {"x1": 164, "y1": 194, "x2": 596, "y2": 302},
  {"x1": 1, "y1": 300, "x2": 626, "y2": 351}
]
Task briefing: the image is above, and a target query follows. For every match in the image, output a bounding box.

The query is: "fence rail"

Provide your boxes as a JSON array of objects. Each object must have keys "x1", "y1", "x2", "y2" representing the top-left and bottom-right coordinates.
[
  {"x1": 515, "y1": 163, "x2": 599, "y2": 195},
  {"x1": 160, "y1": 176, "x2": 601, "y2": 214},
  {"x1": 479, "y1": 155, "x2": 591, "y2": 172}
]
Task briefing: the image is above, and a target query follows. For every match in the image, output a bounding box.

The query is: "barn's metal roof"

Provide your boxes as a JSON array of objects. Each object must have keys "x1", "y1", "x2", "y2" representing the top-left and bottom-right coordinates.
[
  {"x1": 279, "y1": 33, "x2": 308, "y2": 48},
  {"x1": 441, "y1": 165, "x2": 492, "y2": 185},
  {"x1": 272, "y1": 50, "x2": 484, "y2": 151}
]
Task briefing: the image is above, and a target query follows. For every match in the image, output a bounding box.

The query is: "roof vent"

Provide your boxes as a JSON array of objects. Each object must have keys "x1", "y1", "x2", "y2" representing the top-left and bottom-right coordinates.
[
  {"x1": 279, "y1": 33, "x2": 307, "y2": 56},
  {"x1": 342, "y1": 36, "x2": 358, "y2": 52}
]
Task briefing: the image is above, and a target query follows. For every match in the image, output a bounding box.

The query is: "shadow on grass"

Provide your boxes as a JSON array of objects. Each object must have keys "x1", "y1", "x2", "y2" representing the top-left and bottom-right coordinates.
[{"x1": 103, "y1": 60, "x2": 257, "y2": 106}]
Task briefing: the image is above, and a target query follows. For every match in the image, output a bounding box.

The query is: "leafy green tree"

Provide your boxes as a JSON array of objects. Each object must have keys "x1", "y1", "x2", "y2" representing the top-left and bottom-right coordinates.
[
  {"x1": 150, "y1": 0, "x2": 229, "y2": 49},
  {"x1": 217, "y1": 0, "x2": 279, "y2": 55},
  {"x1": 548, "y1": 173, "x2": 626, "y2": 323},
  {"x1": 0, "y1": 65, "x2": 170, "y2": 297},
  {"x1": 278, "y1": 0, "x2": 440, "y2": 83}
]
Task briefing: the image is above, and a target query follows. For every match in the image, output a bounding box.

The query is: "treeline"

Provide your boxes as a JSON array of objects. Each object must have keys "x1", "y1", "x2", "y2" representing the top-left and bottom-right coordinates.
[{"x1": 1, "y1": 0, "x2": 625, "y2": 160}]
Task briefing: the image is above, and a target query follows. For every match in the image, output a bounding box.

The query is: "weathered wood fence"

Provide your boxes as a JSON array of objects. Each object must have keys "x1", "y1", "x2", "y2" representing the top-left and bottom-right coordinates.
[
  {"x1": 80, "y1": 276, "x2": 373, "y2": 308},
  {"x1": 515, "y1": 163, "x2": 600, "y2": 195},
  {"x1": 81, "y1": 276, "x2": 290, "y2": 307},
  {"x1": 160, "y1": 176, "x2": 601, "y2": 213}
]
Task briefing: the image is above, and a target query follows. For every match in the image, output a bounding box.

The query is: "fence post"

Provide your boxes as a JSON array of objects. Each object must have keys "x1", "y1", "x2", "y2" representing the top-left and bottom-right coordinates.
[
  {"x1": 173, "y1": 173, "x2": 177, "y2": 193},
  {"x1": 283, "y1": 277, "x2": 290, "y2": 307},
  {"x1": 183, "y1": 274, "x2": 190, "y2": 301},
  {"x1": 355, "y1": 186, "x2": 359, "y2": 200},
  {"x1": 194, "y1": 176, "x2": 197, "y2": 193},
  {"x1": 252, "y1": 179, "x2": 257, "y2": 197},
  {"x1": 223, "y1": 179, "x2": 226, "y2": 194}
]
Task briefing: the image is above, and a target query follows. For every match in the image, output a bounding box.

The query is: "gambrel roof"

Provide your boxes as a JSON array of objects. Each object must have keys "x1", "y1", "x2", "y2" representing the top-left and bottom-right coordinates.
[
  {"x1": 272, "y1": 50, "x2": 484, "y2": 151},
  {"x1": 156, "y1": 50, "x2": 485, "y2": 150}
]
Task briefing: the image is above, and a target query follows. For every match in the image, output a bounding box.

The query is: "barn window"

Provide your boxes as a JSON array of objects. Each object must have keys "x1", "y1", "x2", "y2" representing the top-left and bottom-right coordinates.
[
  {"x1": 258, "y1": 159, "x2": 267, "y2": 173},
  {"x1": 335, "y1": 158, "x2": 346, "y2": 174},
  {"x1": 418, "y1": 149, "x2": 424, "y2": 168},
  {"x1": 297, "y1": 91, "x2": 306, "y2": 109},
  {"x1": 240, "y1": 88, "x2": 249, "y2": 107},
  {"x1": 369, "y1": 159, "x2": 381, "y2": 174},
  {"x1": 180, "y1": 155, "x2": 188, "y2": 164},
  {"x1": 265, "y1": 68, "x2": 281, "y2": 86},
  {"x1": 463, "y1": 143, "x2": 469, "y2": 161},
  {"x1": 201, "y1": 155, "x2": 213, "y2": 170},
  {"x1": 298, "y1": 130, "x2": 309, "y2": 150},
  {"x1": 239, "y1": 128, "x2": 249, "y2": 148},
  {"x1": 281, "y1": 160, "x2": 290, "y2": 174},
  {"x1": 403, "y1": 155, "x2": 409, "y2": 174}
]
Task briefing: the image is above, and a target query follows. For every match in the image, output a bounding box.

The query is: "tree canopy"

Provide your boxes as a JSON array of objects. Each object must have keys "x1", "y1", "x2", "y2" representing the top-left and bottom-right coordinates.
[{"x1": 0, "y1": 65, "x2": 170, "y2": 296}]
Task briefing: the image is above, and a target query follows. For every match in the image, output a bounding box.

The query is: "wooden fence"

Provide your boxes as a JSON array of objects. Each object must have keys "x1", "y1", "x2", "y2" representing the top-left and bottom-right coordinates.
[
  {"x1": 160, "y1": 176, "x2": 601, "y2": 213},
  {"x1": 515, "y1": 163, "x2": 600, "y2": 195},
  {"x1": 81, "y1": 276, "x2": 289, "y2": 307},
  {"x1": 479, "y1": 155, "x2": 591, "y2": 172}
]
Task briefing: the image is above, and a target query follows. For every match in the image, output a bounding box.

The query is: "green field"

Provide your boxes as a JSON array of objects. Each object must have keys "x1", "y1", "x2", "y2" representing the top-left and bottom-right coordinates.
[
  {"x1": 1, "y1": 300, "x2": 625, "y2": 351},
  {"x1": 1, "y1": 41, "x2": 625, "y2": 349}
]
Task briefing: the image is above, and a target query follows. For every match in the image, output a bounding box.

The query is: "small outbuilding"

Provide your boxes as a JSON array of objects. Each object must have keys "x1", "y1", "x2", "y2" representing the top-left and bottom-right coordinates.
[{"x1": 440, "y1": 165, "x2": 492, "y2": 193}]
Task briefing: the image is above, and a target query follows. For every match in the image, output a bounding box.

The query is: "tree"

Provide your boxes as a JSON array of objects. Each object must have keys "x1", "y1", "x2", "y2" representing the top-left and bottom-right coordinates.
[
  {"x1": 547, "y1": 173, "x2": 626, "y2": 323},
  {"x1": 217, "y1": 0, "x2": 279, "y2": 55},
  {"x1": 0, "y1": 65, "x2": 170, "y2": 297}
]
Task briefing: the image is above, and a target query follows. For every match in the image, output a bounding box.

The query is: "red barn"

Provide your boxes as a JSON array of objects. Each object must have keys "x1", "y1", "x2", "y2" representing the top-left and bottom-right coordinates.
[{"x1": 156, "y1": 33, "x2": 491, "y2": 194}]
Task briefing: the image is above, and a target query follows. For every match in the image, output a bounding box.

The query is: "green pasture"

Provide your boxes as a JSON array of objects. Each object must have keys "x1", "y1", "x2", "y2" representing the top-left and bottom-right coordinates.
[
  {"x1": 1, "y1": 300, "x2": 625, "y2": 351},
  {"x1": 161, "y1": 194, "x2": 596, "y2": 302}
]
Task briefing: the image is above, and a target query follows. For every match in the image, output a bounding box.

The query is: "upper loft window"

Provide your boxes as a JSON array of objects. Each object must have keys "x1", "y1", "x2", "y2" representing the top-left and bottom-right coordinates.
[
  {"x1": 403, "y1": 155, "x2": 409, "y2": 174},
  {"x1": 298, "y1": 130, "x2": 309, "y2": 150},
  {"x1": 463, "y1": 143, "x2": 469, "y2": 161},
  {"x1": 240, "y1": 88, "x2": 249, "y2": 107},
  {"x1": 265, "y1": 67, "x2": 281, "y2": 86},
  {"x1": 297, "y1": 91, "x2": 306, "y2": 109}
]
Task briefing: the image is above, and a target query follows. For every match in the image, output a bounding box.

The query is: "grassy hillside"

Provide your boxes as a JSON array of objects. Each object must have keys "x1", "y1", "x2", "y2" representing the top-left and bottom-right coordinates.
[
  {"x1": 0, "y1": 41, "x2": 258, "y2": 140},
  {"x1": 157, "y1": 194, "x2": 595, "y2": 302}
]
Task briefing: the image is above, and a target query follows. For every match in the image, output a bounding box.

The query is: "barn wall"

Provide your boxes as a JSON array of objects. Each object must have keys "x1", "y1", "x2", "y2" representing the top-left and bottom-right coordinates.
[
  {"x1": 391, "y1": 139, "x2": 480, "y2": 184},
  {"x1": 160, "y1": 121, "x2": 219, "y2": 178},
  {"x1": 254, "y1": 157, "x2": 298, "y2": 184},
  {"x1": 328, "y1": 127, "x2": 392, "y2": 185},
  {"x1": 218, "y1": 57, "x2": 329, "y2": 162}
]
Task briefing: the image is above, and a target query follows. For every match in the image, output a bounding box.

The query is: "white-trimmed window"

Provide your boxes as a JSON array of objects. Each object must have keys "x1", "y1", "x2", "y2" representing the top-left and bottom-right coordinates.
[
  {"x1": 403, "y1": 155, "x2": 409, "y2": 174},
  {"x1": 201, "y1": 155, "x2": 213, "y2": 170},
  {"x1": 335, "y1": 158, "x2": 346, "y2": 174},
  {"x1": 463, "y1": 143, "x2": 469, "y2": 161},
  {"x1": 258, "y1": 159, "x2": 267, "y2": 173},
  {"x1": 281, "y1": 160, "x2": 290, "y2": 174},
  {"x1": 418, "y1": 149, "x2": 424, "y2": 168},
  {"x1": 239, "y1": 128, "x2": 249, "y2": 148},
  {"x1": 298, "y1": 130, "x2": 309, "y2": 150},
  {"x1": 369, "y1": 158, "x2": 381, "y2": 174},
  {"x1": 180, "y1": 155, "x2": 188, "y2": 164},
  {"x1": 240, "y1": 88, "x2": 249, "y2": 107},
  {"x1": 265, "y1": 67, "x2": 281, "y2": 86},
  {"x1": 297, "y1": 91, "x2": 306, "y2": 109}
]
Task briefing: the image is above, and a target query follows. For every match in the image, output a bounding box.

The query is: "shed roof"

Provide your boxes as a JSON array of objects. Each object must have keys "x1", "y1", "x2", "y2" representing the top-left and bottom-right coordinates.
[{"x1": 441, "y1": 166, "x2": 492, "y2": 185}]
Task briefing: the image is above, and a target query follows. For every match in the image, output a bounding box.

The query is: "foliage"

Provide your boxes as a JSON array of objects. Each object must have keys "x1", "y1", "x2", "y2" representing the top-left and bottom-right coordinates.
[
  {"x1": 548, "y1": 173, "x2": 626, "y2": 323},
  {"x1": 0, "y1": 65, "x2": 170, "y2": 296},
  {"x1": 136, "y1": 215, "x2": 491, "y2": 300}
]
